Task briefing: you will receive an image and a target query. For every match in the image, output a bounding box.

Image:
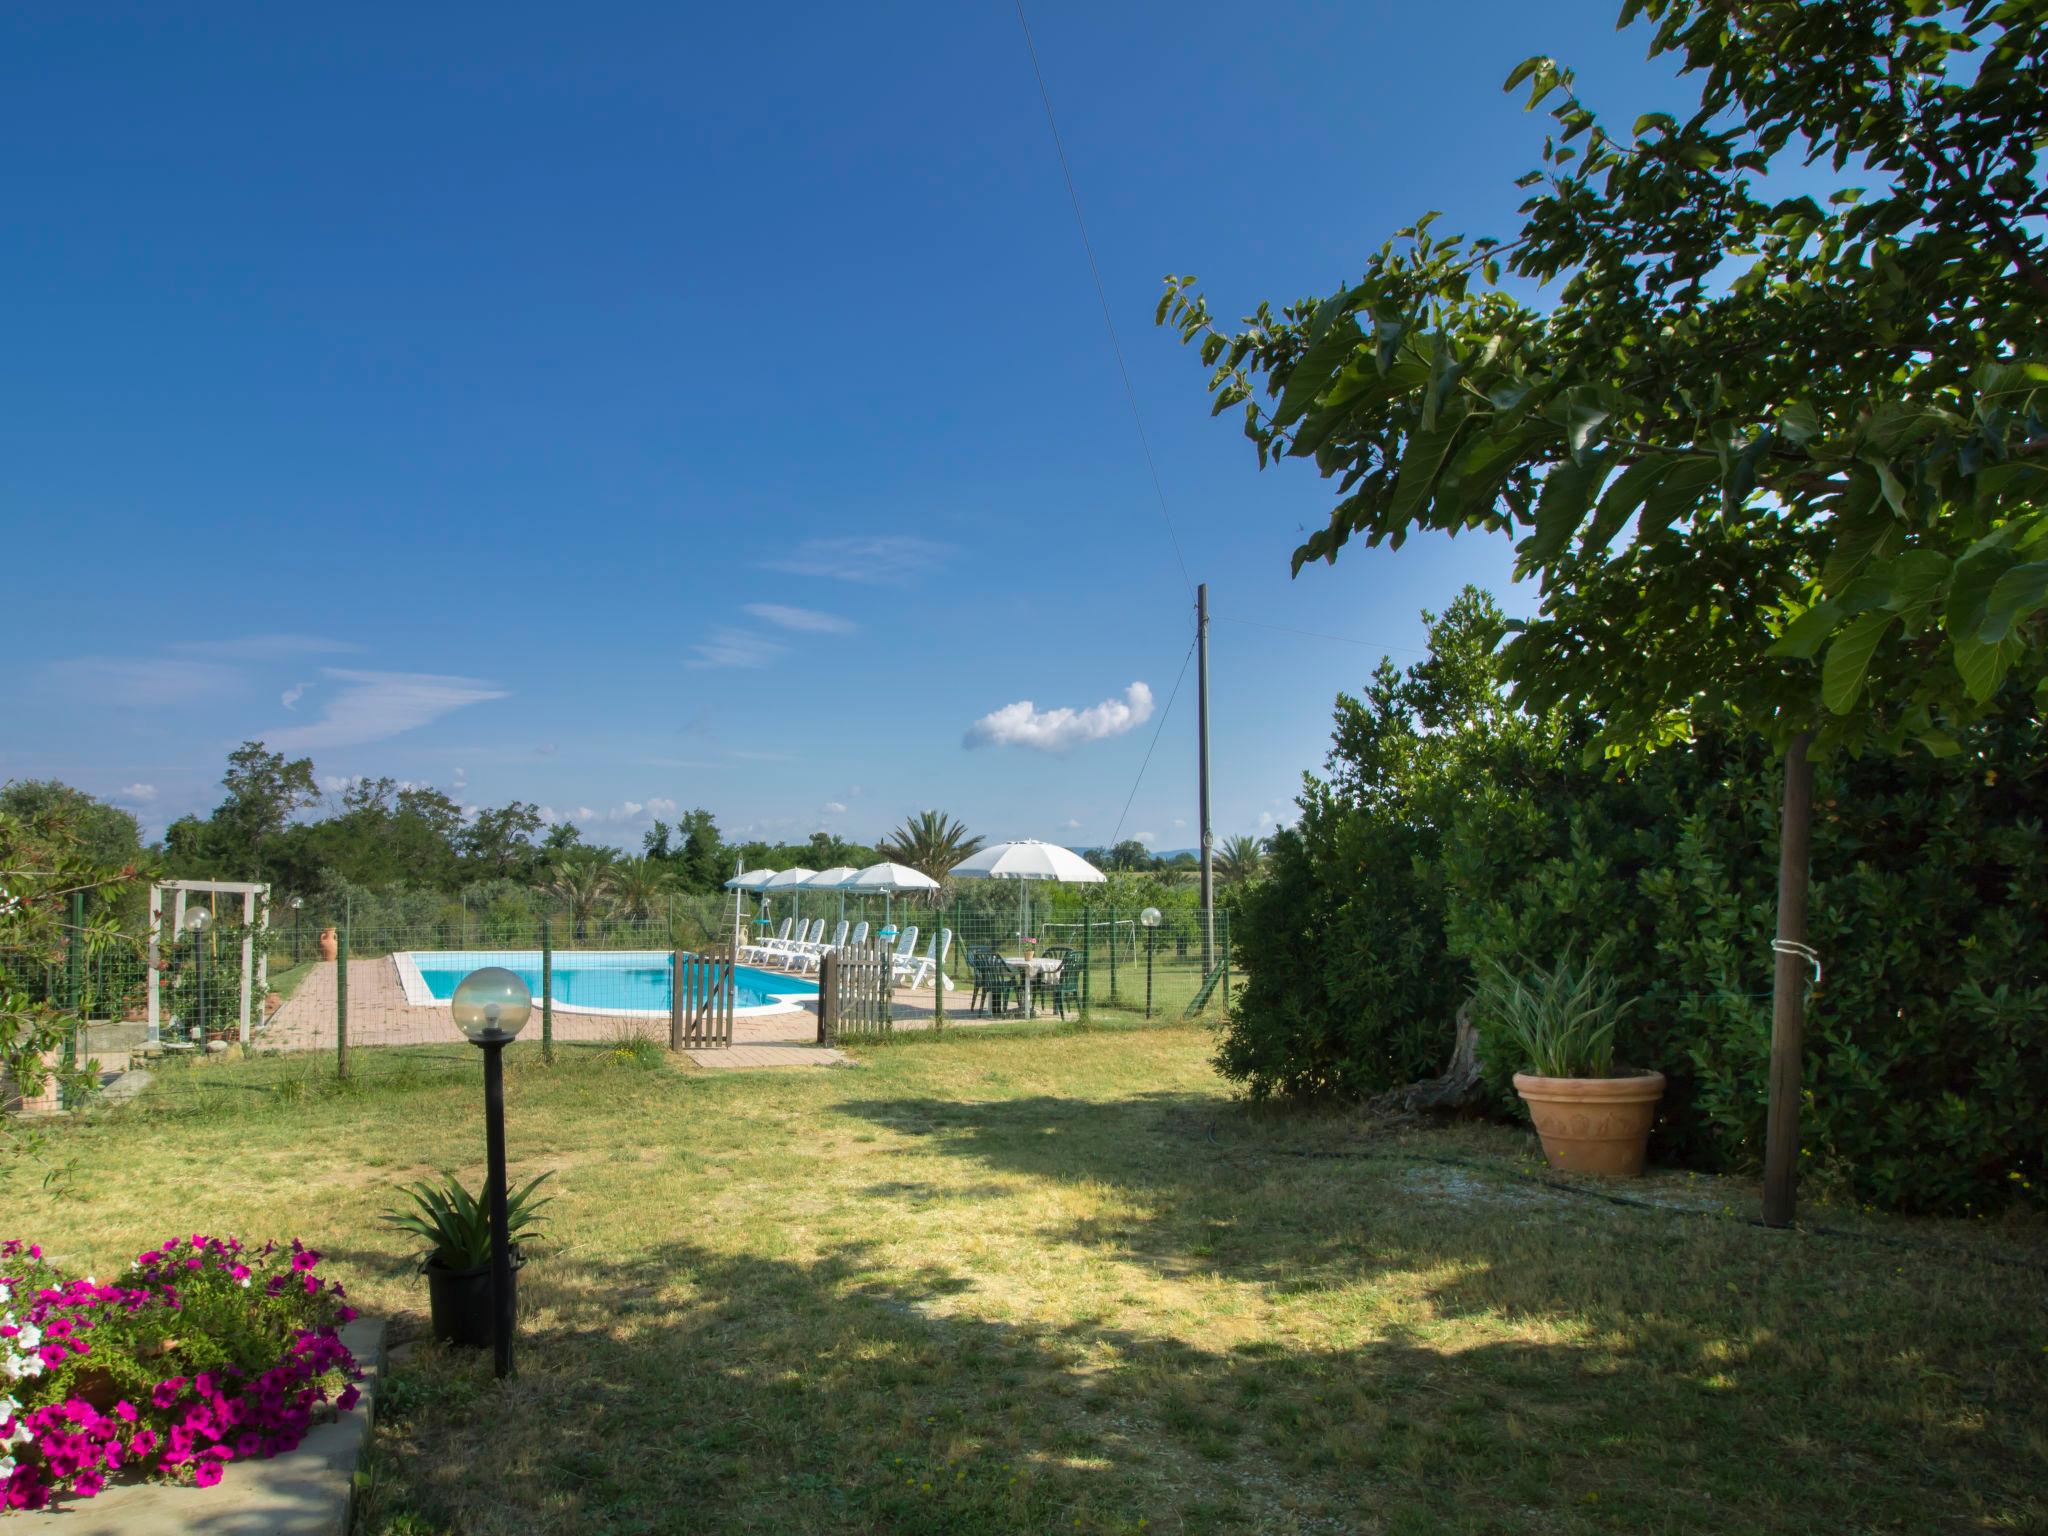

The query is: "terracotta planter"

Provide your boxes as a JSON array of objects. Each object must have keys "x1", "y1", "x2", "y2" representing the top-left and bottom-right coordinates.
[
  {"x1": 3, "y1": 1047, "x2": 68, "y2": 1115},
  {"x1": 1513, "y1": 1070, "x2": 1666, "y2": 1176},
  {"x1": 318, "y1": 927, "x2": 338, "y2": 962}
]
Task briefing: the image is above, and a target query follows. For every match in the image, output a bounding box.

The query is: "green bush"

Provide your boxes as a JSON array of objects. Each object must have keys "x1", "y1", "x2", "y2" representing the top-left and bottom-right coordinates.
[
  {"x1": 1445, "y1": 714, "x2": 2048, "y2": 1213},
  {"x1": 1223, "y1": 587, "x2": 2047, "y2": 1214}
]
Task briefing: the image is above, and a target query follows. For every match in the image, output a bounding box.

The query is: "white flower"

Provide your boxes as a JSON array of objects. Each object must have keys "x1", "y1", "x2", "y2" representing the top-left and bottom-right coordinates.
[
  {"x1": 0, "y1": 1452, "x2": 14, "y2": 1480},
  {"x1": 240, "y1": 1276, "x2": 251, "y2": 1288},
  {"x1": 13, "y1": 1325, "x2": 38, "y2": 1352},
  {"x1": 0, "y1": 1282, "x2": 12, "y2": 1302}
]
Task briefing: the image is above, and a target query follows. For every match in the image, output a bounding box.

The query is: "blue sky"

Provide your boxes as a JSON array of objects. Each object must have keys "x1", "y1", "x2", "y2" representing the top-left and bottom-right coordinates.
[{"x1": 1, "y1": 3, "x2": 1686, "y2": 851}]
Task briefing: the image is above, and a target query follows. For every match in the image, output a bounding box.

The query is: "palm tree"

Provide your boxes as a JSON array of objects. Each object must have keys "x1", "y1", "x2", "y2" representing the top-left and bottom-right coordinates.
[
  {"x1": 879, "y1": 810, "x2": 984, "y2": 887},
  {"x1": 1213, "y1": 834, "x2": 1266, "y2": 886},
  {"x1": 607, "y1": 856, "x2": 675, "y2": 922},
  {"x1": 542, "y1": 854, "x2": 614, "y2": 941}
]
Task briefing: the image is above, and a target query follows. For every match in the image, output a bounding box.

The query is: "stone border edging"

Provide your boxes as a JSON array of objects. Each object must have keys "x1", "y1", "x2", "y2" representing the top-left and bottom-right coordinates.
[{"x1": 8, "y1": 1315, "x2": 386, "y2": 1535}]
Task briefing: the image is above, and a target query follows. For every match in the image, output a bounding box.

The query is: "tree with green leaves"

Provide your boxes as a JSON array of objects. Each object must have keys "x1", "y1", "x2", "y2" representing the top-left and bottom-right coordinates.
[
  {"x1": 1102, "y1": 839, "x2": 1153, "y2": 873},
  {"x1": 541, "y1": 853, "x2": 614, "y2": 941},
  {"x1": 878, "y1": 811, "x2": 984, "y2": 886},
  {"x1": 1160, "y1": 0, "x2": 2047, "y2": 1223},
  {"x1": 607, "y1": 856, "x2": 675, "y2": 921},
  {"x1": 1212, "y1": 834, "x2": 1266, "y2": 886}
]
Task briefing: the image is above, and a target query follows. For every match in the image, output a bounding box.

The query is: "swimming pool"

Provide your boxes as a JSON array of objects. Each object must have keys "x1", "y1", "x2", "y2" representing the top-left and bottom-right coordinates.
[{"x1": 392, "y1": 950, "x2": 817, "y2": 1017}]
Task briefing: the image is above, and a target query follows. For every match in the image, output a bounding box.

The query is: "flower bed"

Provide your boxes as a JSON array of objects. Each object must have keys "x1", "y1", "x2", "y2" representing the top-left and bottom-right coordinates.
[{"x1": 1, "y1": 1235, "x2": 362, "y2": 1512}]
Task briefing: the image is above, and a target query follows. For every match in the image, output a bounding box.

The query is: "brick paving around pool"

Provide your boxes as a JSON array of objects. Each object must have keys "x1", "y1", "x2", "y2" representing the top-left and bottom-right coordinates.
[{"x1": 260, "y1": 958, "x2": 1001, "y2": 1070}]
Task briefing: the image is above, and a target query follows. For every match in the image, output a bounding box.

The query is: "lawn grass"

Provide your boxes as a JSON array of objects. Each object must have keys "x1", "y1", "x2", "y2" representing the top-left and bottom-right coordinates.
[{"x1": 5, "y1": 1026, "x2": 2044, "y2": 1534}]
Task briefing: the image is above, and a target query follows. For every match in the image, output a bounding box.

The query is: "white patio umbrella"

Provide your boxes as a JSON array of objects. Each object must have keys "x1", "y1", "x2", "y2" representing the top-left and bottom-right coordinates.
[
  {"x1": 838, "y1": 861, "x2": 940, "y2": 934},
  {"x1": 800, "y1": 866, "x2": 861, "y2": 922},
  {"x1": 722, "y1": 866, "x2": 777, "y2": 948},
  {"x1": 951, "y1": 839, "x2": 1107, "y2": 947},
  {"x1": 758, "y1": 867, "x2": 817, "y2": 928}
]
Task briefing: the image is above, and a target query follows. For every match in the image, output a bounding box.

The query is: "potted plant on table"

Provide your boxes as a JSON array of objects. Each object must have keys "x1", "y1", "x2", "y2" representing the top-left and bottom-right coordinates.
[
  {"x1": 381, "y1": 1171, "x2": 552, "y2": 1347},
  {"x1": 1476, "y1": 952, "x2": 1664, "y2": 1177}
]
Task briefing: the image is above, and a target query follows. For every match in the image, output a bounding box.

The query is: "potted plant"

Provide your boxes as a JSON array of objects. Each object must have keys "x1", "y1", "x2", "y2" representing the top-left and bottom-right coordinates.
[
  {"x1": 381, "y1": 1171, "x2": 552, "y2": 1347},
  {"x1": 1476, "y1": 952, "x2": 1664, "y2": 1176}
]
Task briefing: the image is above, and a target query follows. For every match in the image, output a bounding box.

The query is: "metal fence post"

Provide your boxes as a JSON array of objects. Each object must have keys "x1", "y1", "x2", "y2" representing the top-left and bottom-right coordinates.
[
  {"x1": 1080, "y1": 904, "x2": 1092, "y2": 1021},
  {"x1": 1108, "y1": 903, "x2": 1118, "y2": 1005},
  {"x1": 335, "y1": 907, "x2": 349, "y2": 1081},
  {"x1": 540, "y1": 914, "x2": 555, "y2": 1063},
  {"x1": 1221, "y1": 912, "x2": 1231, "y2": 1010}
]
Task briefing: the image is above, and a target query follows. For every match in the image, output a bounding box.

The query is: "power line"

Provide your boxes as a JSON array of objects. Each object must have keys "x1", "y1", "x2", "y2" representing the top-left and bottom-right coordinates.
[
  {"x1": 1209, "y1": 612, "x2": 1431, "y2": 657},
  {"x1": 1108, "y1": 633, "x2": 1196, "y2": 849},
  {"x1": 1013, "y1": 0, "x2": 1193, "y2": 600}
]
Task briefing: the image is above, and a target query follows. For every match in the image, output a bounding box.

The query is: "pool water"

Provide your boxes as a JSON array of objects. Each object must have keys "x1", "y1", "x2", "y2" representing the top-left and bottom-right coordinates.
[{"x1": 399, "y1": 950, "x2": 815, "y2": 1015}]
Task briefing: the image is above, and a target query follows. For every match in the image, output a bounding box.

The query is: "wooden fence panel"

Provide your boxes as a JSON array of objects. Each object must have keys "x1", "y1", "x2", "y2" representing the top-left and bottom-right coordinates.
[{"x1": 669, "y1": 947, "x2": 736, "y2": 1050}]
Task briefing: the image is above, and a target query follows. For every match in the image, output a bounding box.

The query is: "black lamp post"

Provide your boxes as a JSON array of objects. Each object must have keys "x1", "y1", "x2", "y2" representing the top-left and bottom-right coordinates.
[
  {"x1": 1140, "y1": 907, "x2": 1162, "y2": 1019},
  {"x1": 450, "y1": 966, "x2": 532, "y2": 1379}
]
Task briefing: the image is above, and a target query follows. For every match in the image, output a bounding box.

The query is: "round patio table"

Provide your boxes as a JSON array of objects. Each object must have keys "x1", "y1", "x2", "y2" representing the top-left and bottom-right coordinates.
[{"x1": 997, "y1": 955, "x2": 1063, "y2": 1016}]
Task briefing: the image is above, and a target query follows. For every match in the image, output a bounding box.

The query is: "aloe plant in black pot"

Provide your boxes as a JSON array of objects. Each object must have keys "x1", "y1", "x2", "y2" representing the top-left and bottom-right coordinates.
[{"x1": 382, "y1": 1171, "x2": 552, "y2": 1347}]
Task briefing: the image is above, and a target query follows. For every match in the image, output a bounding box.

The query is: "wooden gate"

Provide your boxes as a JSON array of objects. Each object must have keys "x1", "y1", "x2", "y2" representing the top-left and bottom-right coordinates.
[
  {"x1": 817, "y1": 939, "x2": 892, "y2": 1044},
  {"x1": 670, "y1": 947, "x2": 737, "y2": 1049}
]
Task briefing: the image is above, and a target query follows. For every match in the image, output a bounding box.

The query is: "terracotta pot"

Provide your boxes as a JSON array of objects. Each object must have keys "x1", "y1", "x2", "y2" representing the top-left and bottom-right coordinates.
[
  {"x1": 264, "y1": 991, "x2": 283, "y2": 1016},
  {"x1": 318, "y1": 927, "x2": 338, "y2": 962},
  {"x1": 1513, "y1": 1069, "x2": 1666, "y2": 1177},
  {"x1": 3, "y1": 1047, "x2": 68, "y2": 1115}
]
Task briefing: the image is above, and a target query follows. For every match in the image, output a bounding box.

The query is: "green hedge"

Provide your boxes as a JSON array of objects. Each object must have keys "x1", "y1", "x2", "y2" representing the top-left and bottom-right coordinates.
[{"x1": 1222, "y1": 589, "x2": 2047, "y2": 1214}]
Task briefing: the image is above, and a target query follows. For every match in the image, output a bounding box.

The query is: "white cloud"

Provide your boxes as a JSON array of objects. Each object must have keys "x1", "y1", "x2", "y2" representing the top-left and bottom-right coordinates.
[
  {"x1": 1257, "y1": 810, "x2": 1278, "y2": 828},
  {"x1": 281, "y1": 683, "x2": 307, "y2": 711},
  {"x1": 821, "y1": 801, "x2": 847, "y2": 814},
  {"x1": 268, "y1": 669, "x2": 508, "y2": 751},
  {"x1": 117, "y1": 783, "x2": 158, "y2": 804},
  {"x1": 44, "y1": 657, "x2": 242, "y2": 708},
  {"x1": 1136, "y1": 830, "x2": 1158, "y2": 845},
  {"x1": 687, "y1": 629, "x2": 785, "y2": 670},
  {"x1": 647, "y1": 796, "x2": 677, "y2": 816},
  {"x1": 763, "y1": 535, "x2": 943, "y2": 585},
  {"x1": 451, "y1": 767, "x2": 469, "y2": 790},
  {"x1": 321, "y1": 774, "x2": 366, "y2": 794},
  {"x1": 742, "y1": 603, "x2": 858, "y2": 635},
  {"x1": 1172, "y1": 817, "x2": 1188, "y2": 830},
  {"x1": 964, "y1": 682, "x2": 1154, "y2": 753},
  {"x1": 1061, "y1": 817, "x2": 1082, "y2": 831}
]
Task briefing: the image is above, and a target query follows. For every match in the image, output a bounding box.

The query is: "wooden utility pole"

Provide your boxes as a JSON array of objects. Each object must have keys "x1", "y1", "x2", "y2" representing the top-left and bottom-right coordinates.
[
  {"x1": 1762, "y1": 732, "x2": 1816, "y2": 1227},
  {"x1": 1197, "y1": 582, "x2": 1214, "y2": 968}
]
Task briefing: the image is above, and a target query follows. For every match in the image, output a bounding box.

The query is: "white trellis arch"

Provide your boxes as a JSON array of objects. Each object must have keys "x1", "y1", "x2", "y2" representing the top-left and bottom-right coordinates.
[{"x1": 147, "y1": 880, "x2": 270, "y2": 1048}]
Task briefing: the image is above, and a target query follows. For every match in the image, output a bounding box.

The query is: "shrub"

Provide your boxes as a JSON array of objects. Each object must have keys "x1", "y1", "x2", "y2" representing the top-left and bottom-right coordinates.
[
  {"x1": 1473, "y1": 951, "x2": 1627, "y2": 1078},
  {"x1": 0, "y1": 1234, "x2": 362, "y2": 1510},
  {"x1": 1224, "y1": 586, "x2": 2048, "y2": 1214}
]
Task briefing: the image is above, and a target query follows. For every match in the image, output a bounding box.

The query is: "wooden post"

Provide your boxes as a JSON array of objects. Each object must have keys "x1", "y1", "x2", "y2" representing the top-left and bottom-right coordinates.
[
  {"x1": 335, "y1": 917, "x2": 349, "y2": 1081},
  {"x1": 1762, "y1": 731, "x2": 1816, "y2": 1229},
  {"x1": 818, "y1": 951, "x2": 838, "y2": 1044},
  {"x1": 670, "y1": 950, "x2": 684, "y2": 1051},
  {"x1": 540, "y1": 915, "x2": 555, "y2": 1063}
]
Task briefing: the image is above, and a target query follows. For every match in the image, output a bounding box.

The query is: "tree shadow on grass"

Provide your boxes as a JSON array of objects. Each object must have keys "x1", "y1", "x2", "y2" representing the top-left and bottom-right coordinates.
[
  {"x1": 361, "y1": 1234, "x2": 1613, "y2": 1536},
  {"x1": 818, "y1": 1093, "x2": 2046, "y2": 1529},
  {"x1": 350, "y1": 1162, "x2": 2046, "y2": 1536}
]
